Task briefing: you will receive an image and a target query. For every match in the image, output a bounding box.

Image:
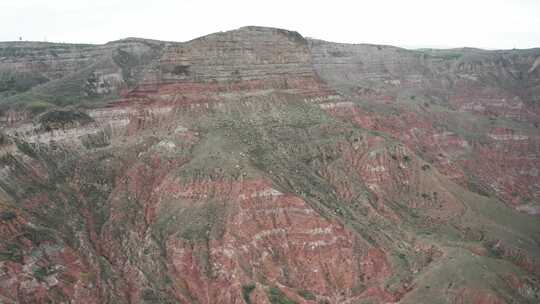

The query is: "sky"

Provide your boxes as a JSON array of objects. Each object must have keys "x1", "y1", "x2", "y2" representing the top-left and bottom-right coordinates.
[{"x1": 1, "y1": 0, "x2": 539, "y2": 49}]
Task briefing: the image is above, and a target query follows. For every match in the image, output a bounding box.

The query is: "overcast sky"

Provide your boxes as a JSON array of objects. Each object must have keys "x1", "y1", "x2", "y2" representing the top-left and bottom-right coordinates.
[{"x1": 1, "y1": 0, "x2": 539, "y2": 49}]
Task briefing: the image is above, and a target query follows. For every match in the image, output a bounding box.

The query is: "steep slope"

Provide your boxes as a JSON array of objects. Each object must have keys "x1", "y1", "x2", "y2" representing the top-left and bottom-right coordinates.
[
  {"x1": 0, "y1": 26, "x2": 539, "y2": 304},
  {"x1": 310, "y1": 40, "x2": 540, "y2": 211},
  {"x1": 0, "y1": 38, "x2": 165, "y2": 116}
]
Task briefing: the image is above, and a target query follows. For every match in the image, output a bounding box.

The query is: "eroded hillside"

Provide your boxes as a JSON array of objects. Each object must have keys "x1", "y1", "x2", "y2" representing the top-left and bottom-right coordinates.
[{"x1": 0, "y1": 26, "x2": 539, "y2": 304}]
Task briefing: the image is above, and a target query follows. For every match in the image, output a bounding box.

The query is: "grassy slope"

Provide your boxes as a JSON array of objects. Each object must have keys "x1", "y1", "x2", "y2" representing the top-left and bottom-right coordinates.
[{"x1": 168, "y1": 95, "x2": 540, "y2": 302}]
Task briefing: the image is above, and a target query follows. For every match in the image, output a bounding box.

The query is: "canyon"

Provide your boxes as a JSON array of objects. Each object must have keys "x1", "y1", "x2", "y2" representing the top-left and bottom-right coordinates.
[{"x1": 0, "y1": 26, "x2": 539, "y2": 303}]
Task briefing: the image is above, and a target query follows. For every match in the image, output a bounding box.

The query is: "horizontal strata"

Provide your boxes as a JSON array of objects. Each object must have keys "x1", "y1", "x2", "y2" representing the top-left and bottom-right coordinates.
[{"x1": 0, "y1": 26, "x2": 539, "y2": 304}]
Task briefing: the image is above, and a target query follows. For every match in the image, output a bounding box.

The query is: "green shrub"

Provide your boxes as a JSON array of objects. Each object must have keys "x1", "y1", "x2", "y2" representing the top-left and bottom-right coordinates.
[
  {"x1": 0, "y1": 243, "x2": 22, "y2": 262},
  {"x1": 33, "y1": 265, "x2": 56, "y2": 281},
  {"x1": 267, "y1": 286, "x2": 297, "y2": 304},
  {"x1": 0, "y1": 211, "x2": 16, "y2": 221},
  {"x1": 242, "y1": 284, "x2": 256, "y2": 304},
  {"x1": 298, "y1": 289, "x2": 315, "y2": 300},
  {"x1": 38, "y1": 109, "x2": 93, "y2": 129}
]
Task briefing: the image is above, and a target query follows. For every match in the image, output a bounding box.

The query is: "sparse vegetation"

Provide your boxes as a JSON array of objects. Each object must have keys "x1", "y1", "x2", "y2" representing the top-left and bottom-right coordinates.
[
  {"x1": 297, "y1": 289, "x2": 316, "y2": 300},
  {"x1": 0, "y1": 243, "x2": 22, "y2": 262},
  {"x1": 242, "y1": 284, "x2": 256, "y2": 304},
  {"x1": 172, "y1": 65, "x2": 190, "y2": 76},
  {"x1": 267, "y1": 287, "x2": 297, "y2": 304},
  {"x1": 33, "y1": 264, "x2": 59, "y2": 282},
  {"x1": 0, "y1": 28, "x2": 538, "y2": 304},
  {"x1": 0, "y1": 211, "x2": 16, "y2": 221},
  {"x1": 38, "y1": 109, "x2": 93, "y2": 130},
  {"x1": 0, "y1": 71, "x2": 48, "y2": 95},
  {"x1": 24, "y1": 100, "x2": 55, "y2": 115}
]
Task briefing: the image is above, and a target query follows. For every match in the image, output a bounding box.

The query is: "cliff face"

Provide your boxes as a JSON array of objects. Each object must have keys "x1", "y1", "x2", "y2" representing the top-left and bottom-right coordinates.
[{"x1": 0, "y1": 27, "x2": 539, "y2": 304}]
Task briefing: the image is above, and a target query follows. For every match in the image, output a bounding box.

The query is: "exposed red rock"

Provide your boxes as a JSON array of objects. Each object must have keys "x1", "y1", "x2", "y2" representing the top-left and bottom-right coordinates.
[{"x1": 0, "y1": 26, "x2": 539, "y2": 303}]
